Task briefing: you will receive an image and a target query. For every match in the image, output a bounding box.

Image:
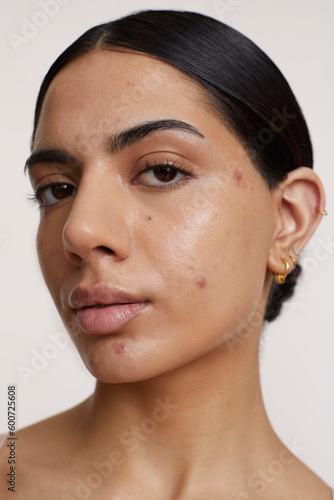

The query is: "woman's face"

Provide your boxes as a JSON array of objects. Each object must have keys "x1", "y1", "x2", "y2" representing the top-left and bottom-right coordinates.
[{"x1": 29, "y1": 50, "x2": 276, "y2": 382}]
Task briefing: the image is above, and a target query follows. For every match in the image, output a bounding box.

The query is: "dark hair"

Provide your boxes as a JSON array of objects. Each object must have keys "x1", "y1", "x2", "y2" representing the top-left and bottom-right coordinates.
[{"x1": 32, "y1": 10, "x2": 312, "y2": 322}]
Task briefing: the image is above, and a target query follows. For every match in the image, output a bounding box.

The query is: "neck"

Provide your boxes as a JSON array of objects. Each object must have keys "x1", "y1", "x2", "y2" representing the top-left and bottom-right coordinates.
[{"x1": 75, "y1": 333, "x2": 283, "y2": 496}]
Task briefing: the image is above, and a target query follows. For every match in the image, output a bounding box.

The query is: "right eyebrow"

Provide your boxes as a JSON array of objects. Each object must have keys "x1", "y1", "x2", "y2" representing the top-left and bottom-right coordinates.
[{"x1": 24, "y1": 149, "x2": 78, "y2": 173}]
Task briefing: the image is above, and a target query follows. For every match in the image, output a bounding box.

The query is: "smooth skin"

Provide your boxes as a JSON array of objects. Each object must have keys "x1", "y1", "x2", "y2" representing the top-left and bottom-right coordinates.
[{"x1": 0, "y1": 50, "x2": 330, "y2": 499}]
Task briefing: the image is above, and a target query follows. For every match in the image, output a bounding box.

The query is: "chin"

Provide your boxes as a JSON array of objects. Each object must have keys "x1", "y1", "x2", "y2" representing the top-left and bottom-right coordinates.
[{"x1": 76, "y1": 336, "x2": 173, "y2": 384}]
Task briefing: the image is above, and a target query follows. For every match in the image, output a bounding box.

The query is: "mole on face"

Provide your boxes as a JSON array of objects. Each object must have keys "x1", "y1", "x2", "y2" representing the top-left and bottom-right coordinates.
[
  {"x1": 196, "y1": 277, "x2": 207, "y2": 289},
  {"x1": 146, "y1": 216, "x2": 152, "y2": 221}
]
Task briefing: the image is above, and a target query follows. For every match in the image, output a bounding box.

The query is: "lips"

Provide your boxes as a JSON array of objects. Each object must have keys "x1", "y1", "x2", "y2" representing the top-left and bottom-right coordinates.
[{"x1": 69, "y1": 284, "x2": 148, "y2": 335}]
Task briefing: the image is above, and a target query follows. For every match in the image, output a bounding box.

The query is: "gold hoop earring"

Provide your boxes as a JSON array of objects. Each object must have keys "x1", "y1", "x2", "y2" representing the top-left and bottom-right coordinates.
[
  {"x1": 273, "y1": 257, "x2": 290, "y2": 285},
  {"x1": 318, "y1": 207, "x2": 328, "y2": 216},
  {"x1": 288, "y1": 254, "x2": 296, "y2": 268}
]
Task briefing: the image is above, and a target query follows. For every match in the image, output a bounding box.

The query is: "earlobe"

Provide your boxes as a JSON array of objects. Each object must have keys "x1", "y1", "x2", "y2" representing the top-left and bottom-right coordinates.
[{"x1": 267, "y1": 167, "x2": 327, "y2": 279}]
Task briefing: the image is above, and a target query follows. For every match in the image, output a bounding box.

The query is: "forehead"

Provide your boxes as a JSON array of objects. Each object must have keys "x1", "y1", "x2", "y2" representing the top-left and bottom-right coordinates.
[{"x1": 35, "y1": 49, "x2": 216, "y2": 144}]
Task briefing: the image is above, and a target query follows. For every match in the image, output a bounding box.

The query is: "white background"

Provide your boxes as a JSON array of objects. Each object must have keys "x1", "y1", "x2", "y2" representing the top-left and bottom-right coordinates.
[{"x1": 0, "y1": 0, "x2": 333, "y2": 485}]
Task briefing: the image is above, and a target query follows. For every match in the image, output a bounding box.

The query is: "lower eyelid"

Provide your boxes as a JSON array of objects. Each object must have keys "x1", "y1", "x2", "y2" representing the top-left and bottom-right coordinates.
[{"x1": 139, "y1": 177, "x2": 192, "y2": 193}]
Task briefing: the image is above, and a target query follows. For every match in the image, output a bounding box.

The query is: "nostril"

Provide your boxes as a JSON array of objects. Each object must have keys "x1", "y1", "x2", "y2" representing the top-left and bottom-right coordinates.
[{"x1": 95, "y1": 245, "x2": 115, "y2": 255}]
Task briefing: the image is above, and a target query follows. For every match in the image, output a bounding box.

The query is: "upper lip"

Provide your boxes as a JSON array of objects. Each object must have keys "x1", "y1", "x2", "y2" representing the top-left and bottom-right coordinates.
[{"x1": 69, "y1": 284, "x2": 147, "y2": 310}]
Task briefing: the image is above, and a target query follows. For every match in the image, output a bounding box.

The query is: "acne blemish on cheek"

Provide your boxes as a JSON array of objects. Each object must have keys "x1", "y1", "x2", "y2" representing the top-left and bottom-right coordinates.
[
  {"x1": 117, "y1": 345, "x2": 128, "y2": 354},
  {"x1": 196, "y1": 277, "x2": 207, "y2": 289},
  {"x1": 232, "y1": 168, "x2": 242, "y2": 185}
]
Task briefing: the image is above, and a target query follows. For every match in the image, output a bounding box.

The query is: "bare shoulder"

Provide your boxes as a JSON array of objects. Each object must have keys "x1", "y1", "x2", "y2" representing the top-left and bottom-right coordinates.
[
  {"x1": 0, "y1": 399, "x2": 90, "y2": 499},
  {"x1": 17, "y1": 402, "x2": 85, "y2": 461},
  {"x1": 269, "y1": 449, "x2": 333, "y2": 500}
]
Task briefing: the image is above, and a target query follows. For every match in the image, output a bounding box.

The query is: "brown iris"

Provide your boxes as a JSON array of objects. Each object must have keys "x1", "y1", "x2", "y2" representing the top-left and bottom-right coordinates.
[
  {"x1": 50, "y1": 184, "x2": 75, "y2": 200},
  {"x1": 153, "y1": 167, "x2": 178, "y2": 182}
]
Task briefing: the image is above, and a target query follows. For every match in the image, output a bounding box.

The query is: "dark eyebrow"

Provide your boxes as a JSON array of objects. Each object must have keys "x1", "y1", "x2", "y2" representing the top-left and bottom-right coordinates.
[
  {"x1": 24, "y1": 119, "x2": 205, "y2": 173},
  {"x1": 108, "y1": 119, "x2": 205, "y2": 154},
  {"x1": 24, "y1": 149, "x2": 78, "y2": 173}
]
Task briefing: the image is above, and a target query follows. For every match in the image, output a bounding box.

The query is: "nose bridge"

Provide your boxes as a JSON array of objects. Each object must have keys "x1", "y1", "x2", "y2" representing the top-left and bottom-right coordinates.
[{"x1": 63, "y1": 171, "x2": 131, "y2": 263}]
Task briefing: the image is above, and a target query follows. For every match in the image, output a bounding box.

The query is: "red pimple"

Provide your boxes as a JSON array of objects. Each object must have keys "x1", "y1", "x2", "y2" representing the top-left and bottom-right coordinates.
[
  {"x1": 196, "y1": 277, "x2": 207, "y2": 289},
  {"x1": 117, "y1": 345, "x2": 128, "y2": 354},
  {"x1": 232, "y1": 169, "x2": 242, "y2": 184}
]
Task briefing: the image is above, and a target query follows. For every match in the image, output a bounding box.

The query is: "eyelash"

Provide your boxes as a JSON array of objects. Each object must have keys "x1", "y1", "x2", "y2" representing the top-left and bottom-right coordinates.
[
  {"x1": 27, "y1": 182, "x2": 74, "y2": 207},
  {"x1": 134, "y1": 160, "x2": 192, "y2": 191},
  {"x1": 27, "y1": 161, "x2": 193, "y2": 208}
]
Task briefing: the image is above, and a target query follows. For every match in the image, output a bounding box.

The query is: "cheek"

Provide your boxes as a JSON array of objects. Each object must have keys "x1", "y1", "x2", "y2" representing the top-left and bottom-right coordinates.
[
  {"x1": 156, "y1": 204, "x2": 219, "y2": 285},
  {"x1": 143, "y1": 185, "x2": 269, "y2": 339},
  {"x1": 36, "y1": 216, "x2": 67, "y2": 302},
  {"x1": 141, "y1": 195, "x2": 219, "y2": 317}
]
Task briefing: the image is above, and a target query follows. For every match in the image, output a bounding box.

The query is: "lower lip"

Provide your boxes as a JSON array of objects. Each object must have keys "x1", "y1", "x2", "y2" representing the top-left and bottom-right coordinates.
[{"x1": 76, "y1": 302, "x2": 147, "y2": 335}]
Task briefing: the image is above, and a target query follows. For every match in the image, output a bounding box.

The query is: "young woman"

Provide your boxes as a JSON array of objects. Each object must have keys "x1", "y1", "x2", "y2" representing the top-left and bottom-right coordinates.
[{"x1": 1, "y1": 9, "x2": 333, "y2": 499}]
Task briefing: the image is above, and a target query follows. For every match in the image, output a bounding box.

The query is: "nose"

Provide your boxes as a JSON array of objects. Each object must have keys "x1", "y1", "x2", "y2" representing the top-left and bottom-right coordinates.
[{"x1": 63, "y1": 174, "x2": 132, "y2": 267}]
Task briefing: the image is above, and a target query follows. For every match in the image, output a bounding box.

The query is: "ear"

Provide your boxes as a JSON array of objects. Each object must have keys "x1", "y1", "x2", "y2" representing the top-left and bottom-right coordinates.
[{"x1": 268, "y1": 167, "x2": 327, "y2": 276}]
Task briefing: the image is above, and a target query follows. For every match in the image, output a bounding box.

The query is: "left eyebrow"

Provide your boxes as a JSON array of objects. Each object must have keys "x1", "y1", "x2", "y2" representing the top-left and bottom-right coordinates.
[
  {"x1": 24, "y1": 119, "x2": 205, "y2": 173},
  {"x1": 108, "y1": 119, "x2": 205, "y2": 154}
]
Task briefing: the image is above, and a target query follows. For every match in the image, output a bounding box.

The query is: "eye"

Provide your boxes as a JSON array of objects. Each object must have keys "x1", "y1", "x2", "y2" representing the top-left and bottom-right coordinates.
[
  {"x1": 33, "y1": 183, "x2": 77, "y2": 207},
  {"x1": 134, "y1": 161, "x2": 192, "y2": 190}
]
